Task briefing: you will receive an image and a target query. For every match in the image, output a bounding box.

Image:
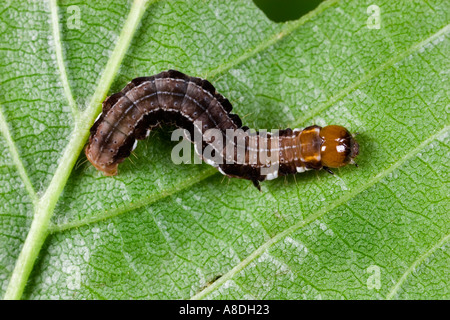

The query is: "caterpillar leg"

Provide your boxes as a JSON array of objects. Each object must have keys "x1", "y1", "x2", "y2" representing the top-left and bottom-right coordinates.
[
  {"x1": 252, "y1": 179, "x2": 261, "y2": 191},
  {"x1": 323, "y1": 166, "x2": 334, "y2": 175}
]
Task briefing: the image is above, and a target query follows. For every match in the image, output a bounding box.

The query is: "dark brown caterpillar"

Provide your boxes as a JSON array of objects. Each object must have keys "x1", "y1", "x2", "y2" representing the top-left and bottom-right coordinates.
[{"x1": 86, "y1": 70, "x2": 359, "y2": 189}]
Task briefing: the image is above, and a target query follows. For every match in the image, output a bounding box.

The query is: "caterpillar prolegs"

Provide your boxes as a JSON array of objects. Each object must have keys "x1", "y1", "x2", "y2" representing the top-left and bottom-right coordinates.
[{"x1": 85, "y1": 70, "x2": 360, "y2": 189}]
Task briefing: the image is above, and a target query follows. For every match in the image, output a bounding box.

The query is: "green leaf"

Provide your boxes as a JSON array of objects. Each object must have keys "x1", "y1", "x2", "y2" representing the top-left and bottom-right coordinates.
[{"x1": 0, "y1": 0, "x2": 448, "y2": 299}]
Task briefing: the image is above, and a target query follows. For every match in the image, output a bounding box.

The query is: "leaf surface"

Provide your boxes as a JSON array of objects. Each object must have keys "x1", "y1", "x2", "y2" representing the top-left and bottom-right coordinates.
[{"x1": 0, "y1": 0, "x2": 448, "y2": 299}]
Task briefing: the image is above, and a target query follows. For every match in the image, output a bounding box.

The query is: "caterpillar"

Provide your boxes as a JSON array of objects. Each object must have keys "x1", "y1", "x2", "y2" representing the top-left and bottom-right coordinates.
[{"x1": 85, "y1": 70, "x2": 359, "y2": 190}]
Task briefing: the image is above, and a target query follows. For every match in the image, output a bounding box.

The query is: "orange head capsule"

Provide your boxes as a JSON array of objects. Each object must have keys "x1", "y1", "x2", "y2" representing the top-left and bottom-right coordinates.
[{"x1": 319, "y1": 125, "x2": 359, "y2": 168}]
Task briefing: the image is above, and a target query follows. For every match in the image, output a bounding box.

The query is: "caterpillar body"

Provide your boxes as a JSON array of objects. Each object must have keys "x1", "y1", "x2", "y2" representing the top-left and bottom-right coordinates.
[{"x1": 85, "y1": 70, "x2": 359, "y2": 189}]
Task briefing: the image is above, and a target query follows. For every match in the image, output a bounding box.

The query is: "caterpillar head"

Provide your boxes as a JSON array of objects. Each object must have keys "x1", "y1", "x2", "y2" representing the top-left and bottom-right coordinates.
[{"x1": 319, "y1": 125, "x2": 359, "y2": 168}]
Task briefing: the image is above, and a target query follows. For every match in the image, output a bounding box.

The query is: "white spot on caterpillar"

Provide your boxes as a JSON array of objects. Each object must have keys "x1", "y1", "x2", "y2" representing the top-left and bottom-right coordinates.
[
  {"x1": 94, "y1": 113, "x2": 102, "y2": 122},
  {"x1": 296, "y1": 166, "x2": 306, "y2": 173},
  {"x1": 265, "y1": 170, "x2": 278, "y2": 180},
  {"x1": 204, "y1": 157, "x2": 218, "y2": 167},
  {"x1": 132, "y1": 140, "x2": 138, "y2": 151},
  {"x1": 337, "y1": 145, "x2": 346, "y2": 153}
]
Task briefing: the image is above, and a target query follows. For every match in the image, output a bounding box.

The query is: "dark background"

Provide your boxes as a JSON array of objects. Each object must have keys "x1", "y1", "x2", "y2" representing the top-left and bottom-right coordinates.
[{"x1": 253, "y1": 0, "x2": 324, "y2": 22}]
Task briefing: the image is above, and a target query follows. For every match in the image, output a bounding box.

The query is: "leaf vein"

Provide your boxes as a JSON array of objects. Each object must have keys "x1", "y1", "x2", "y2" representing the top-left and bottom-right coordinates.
[
  {"x1": 0, "y1": 105, "x2": 38, "y2": 204},
  {"x1": 386, "y1": 232, "x2": 450, "y2": 299},
  {"x1": 205, "y1": 0, "x2": 340, "y2": 79},
  {"x1": 191, "y1": 125, "x2": 449, "y2": 299},
  {"x1": 3, "y1": 0, "x2": 152, "y2": 300},
  {"x1": 49, "y1": 0, "x2": 79, "y2": 120},
  {"x1": 290, "y1": 23, "x2": 450, "y2": 127}
]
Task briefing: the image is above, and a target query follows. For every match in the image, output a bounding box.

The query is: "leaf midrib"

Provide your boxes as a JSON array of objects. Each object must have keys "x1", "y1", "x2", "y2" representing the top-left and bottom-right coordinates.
[{"x1": 3, "y1": 0, "x2": 153, "y2": 300}]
